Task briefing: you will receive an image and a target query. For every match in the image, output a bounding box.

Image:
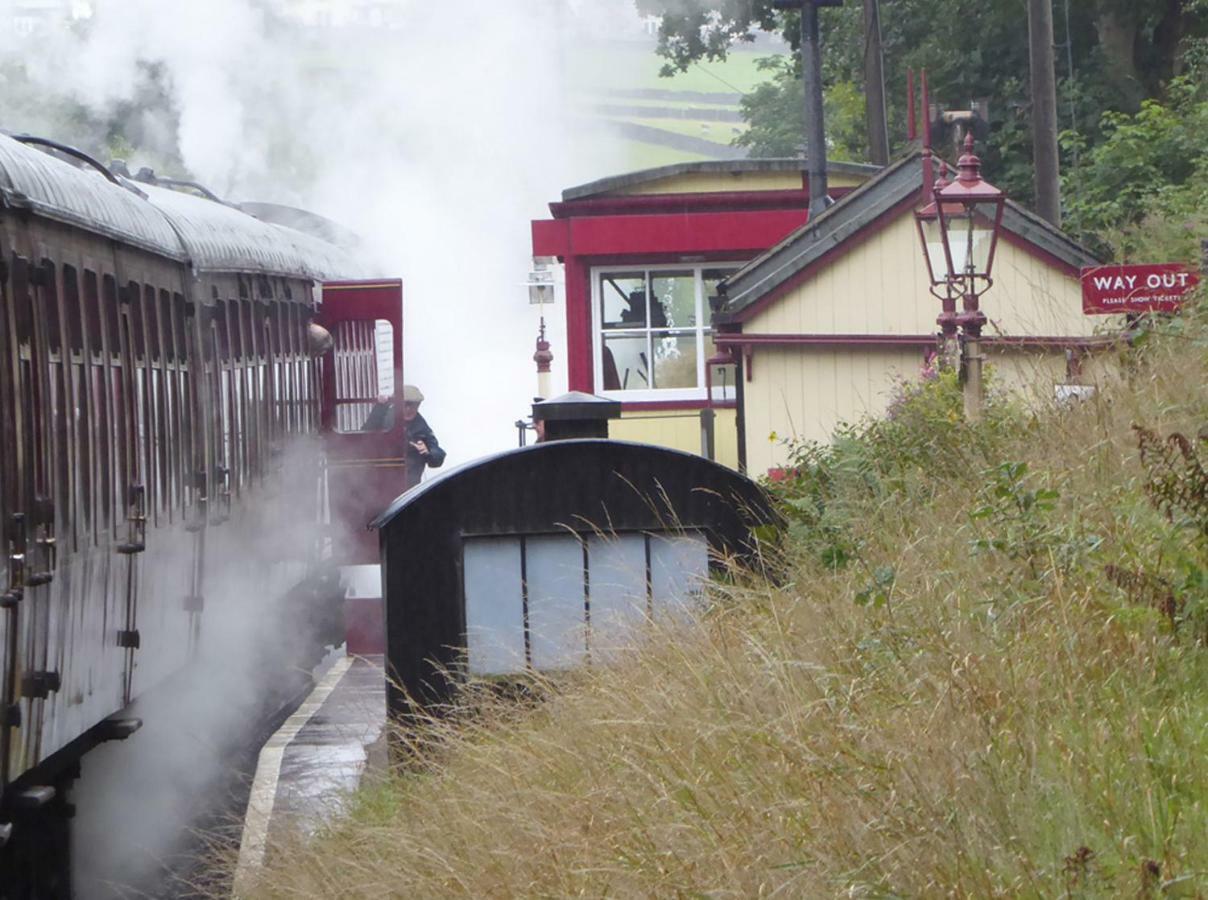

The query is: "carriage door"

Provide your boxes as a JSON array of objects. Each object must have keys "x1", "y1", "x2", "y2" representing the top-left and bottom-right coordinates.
[
  {"x1": 1, "y1": 255, "x2": 58, "y2": 772},
  {"x1": 0, "y1": 252, "x2": 24, "y2": 786},
  {"x1": 316, "y1": 280, "x2": 404, "y2": 652}
]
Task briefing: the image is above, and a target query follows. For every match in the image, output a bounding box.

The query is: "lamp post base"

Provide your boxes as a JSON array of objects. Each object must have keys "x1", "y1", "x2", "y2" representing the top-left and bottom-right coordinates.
[
  {"x1": 963, "y1": 337, "x2": 983, "y2": 422},
  {"x1": 942, "y1": 334, "x2": 960, "y2": 371}
]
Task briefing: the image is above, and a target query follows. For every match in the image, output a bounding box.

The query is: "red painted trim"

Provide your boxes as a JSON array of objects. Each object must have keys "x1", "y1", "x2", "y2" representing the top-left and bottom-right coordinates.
[
  {"x1": 567, "y1": 251, "x2": 757, "y2": 268},
  {"x1": 718, "y1": 332, "x2": 1116, "y2": 350},
  {"x1": 565, "y1": 209, "x2": 808, "y2": 258},
  {"x1": 724, "y1": 193, "x2": 921, "y2": 324},
  {"x1": 715, "y1": 333, "x2": 936, "y2": 348},
  {"x1": 549, "y1": 187, "x2": 854, "y2": 219},
  {"x1": 532, "y1": 219, "x2": 570, "y2": 258},
  {"x1": 619, "y1": 399, "x2": 737, "y2": 411},
  {"x1": 564, "y1": 256, "x2": 593, "y2": 392}
]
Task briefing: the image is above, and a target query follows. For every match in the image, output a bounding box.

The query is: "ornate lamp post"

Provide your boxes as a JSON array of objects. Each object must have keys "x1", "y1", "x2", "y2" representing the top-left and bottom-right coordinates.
[
  {"x1": 915, "y1": 132, "x2": 1006, "y2": 420},
  {"x1": 914, "y1": 161, "x2": 959, "y2": 368}
]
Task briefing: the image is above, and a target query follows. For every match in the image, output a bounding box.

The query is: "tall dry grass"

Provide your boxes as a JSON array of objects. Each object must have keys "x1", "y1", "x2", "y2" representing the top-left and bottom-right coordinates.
[{"x1": 242, "y1": 313, "x2": 1208, "y2": 898}]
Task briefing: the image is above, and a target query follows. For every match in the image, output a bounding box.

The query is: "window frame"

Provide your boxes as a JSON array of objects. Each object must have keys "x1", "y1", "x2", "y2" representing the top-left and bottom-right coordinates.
[{"x1": 591, "y1": 262, "x2": 739, "y2": 403}]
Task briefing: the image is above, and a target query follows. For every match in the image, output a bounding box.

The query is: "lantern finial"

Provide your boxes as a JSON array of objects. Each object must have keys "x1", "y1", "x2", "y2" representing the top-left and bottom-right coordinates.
[
  {"x1": 934, "y1": 159, "x2": 951, "y2": 197},
  {"x1": 956, "y1": 130, "x2": 982, "y2": 186}
]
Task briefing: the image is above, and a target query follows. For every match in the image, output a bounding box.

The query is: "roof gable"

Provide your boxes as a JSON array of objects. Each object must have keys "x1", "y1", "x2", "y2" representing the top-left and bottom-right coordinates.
[{"x1": 717, "y1": 150, "x2": 1101, "y2": 321}]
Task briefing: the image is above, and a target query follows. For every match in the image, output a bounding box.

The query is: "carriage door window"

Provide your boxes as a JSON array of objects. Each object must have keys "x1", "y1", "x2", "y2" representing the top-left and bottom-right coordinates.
[
  {"x1": 462, "y1": 531, "x2": 709, "y2": 676},
  {"x1": 331, "y1": 319, "x2": 394, "y2": 433}
]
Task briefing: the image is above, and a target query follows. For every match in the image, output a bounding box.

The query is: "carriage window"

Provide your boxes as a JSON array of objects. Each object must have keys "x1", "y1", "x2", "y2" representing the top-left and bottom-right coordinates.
[
  {"x1": 12, "y1": 258, "x2": 33, "y2": 343},
  {"x1": 159, "y1": 291, "x2": 174, "y2": 362},
  {"x1": 41, "y1": 260, "x2": 62, "y2": 355},
  {"x1": 102, "y1": 275, "x2": 120, "y2": 352},
  {"x1": 63, "y1": 266, "x2": 83, "y2": 355},
  {"x1": 332, "y1": 319, "x2": 394, "y2": 433},
  {"x1": 215, "y1": 303, "x2": 231, "y2": 361},
  {"x1": 222, "y1": 300, "x2": 239, "y2": 360},
  {"x1": 173, "y1": 294, "x2": 187, "y2": 360},
  {"x1": 82, "y1": 270, "x2": 103, "y2": 355},
  {"x1": 241, "y1": 301, "x2": 255, "y2": 359},
  {"x1": 283, "y1": 303, "x2": 296, "y2": 356},
  {"x1": 144, "y1": 286, "x2": 161, "y2": 361},
  {"x1": 289, "y1": 304, "x2": 302, "y2": 356},
  {"x1": 126, "y1": 282, "x2": 145, "y2": 358}
]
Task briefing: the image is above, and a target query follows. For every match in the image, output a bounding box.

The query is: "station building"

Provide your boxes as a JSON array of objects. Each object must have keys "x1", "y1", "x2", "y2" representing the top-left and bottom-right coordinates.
[
  {"x1": 530, "y1": 152, "x2": 1106, "y2": 476},
  {"x1": 530, "y1": 159, "x2": 879, "y2": 469}
]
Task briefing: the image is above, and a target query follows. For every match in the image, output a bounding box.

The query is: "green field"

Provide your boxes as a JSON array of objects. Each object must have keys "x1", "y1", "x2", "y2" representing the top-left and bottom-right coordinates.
[
  {"x1": 573, "y1": 41, "x2": 777, "y2": 168},
  {"x1": 569, "y1": 43, "x2": 780, "y2": 96},
  {"x1": 617, "y1": 138, "x2": 713, "y2": 171},
  {"x1": 585, "y1": 94, "x2": 741, "y2": 112},
  {"x1": 623, "y1": 116, "x2": 745, "y2": 142}
]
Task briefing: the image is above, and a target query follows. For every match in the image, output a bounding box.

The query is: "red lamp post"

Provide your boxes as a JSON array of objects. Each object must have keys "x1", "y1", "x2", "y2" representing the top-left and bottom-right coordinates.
[
  {"x1": 914, "y1": 160, "x2": 959, "y2": 368},
  {"x1": 915, "y1": 131, "x2": 1006, "y2": 420}
]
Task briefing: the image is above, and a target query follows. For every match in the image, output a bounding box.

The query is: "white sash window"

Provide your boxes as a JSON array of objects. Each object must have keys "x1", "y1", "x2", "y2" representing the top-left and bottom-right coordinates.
[{"x1": 592, "y1": 265, "x2": 738, "y2": 402}]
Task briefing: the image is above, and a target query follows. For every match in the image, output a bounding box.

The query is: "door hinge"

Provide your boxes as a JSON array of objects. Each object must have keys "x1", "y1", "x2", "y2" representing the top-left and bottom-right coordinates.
[
  {"x1": 116, "y1": 629, "x2": 140, "y2": 649},
  {"x1": 21, "y1": 671, "x2": 61, "y2": 699}
]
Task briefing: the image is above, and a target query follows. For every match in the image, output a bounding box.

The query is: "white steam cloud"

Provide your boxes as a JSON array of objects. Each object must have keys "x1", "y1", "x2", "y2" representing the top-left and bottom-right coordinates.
[
  {"x1": 5, "y1": 0, "x2": 644, "y2": 464},
  {"x1": 2, "y1": 1, "x2": 645, "y2": 894}
]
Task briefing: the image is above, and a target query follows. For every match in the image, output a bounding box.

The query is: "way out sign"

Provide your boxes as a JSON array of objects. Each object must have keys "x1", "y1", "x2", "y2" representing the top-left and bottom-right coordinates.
[{"x1": 1081, "y1": 263, "x2": 1199, "y2": 315}]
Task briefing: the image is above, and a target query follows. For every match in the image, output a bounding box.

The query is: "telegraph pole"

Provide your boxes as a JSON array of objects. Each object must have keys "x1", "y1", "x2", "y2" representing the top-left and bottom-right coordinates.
[
  {"x1": 863, "y1": 0, "x2": 889, "y2": 166},
  {"x1": 1028, "y1": 0, "x2": 1061, "y2": 224},
  {"x1": 775, "y1": 0, "x2": 840, "y2": 216}
]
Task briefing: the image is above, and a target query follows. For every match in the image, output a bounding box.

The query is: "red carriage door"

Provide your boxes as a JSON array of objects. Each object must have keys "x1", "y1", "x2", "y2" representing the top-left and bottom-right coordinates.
[{"x1": 316, "y1": 280, "x2": 405, "y2": 567}]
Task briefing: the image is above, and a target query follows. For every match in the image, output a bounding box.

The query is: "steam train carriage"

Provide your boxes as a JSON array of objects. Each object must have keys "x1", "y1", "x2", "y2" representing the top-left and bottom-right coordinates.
[{"x1": 0, "y1": 131, "x2": 367, "y2": 890}]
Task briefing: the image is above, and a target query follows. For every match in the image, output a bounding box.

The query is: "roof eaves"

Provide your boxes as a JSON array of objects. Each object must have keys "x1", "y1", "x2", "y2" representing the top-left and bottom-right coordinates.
[
  {"x1": 719, "y1": 152, "x2": 922, "y2": 314},
  {"x1": 563, "y1": 158, "x2": 881, "y2": 201},
  {"x1": 1000, "y1": 200, "x2": 1101, "y2": 268}
]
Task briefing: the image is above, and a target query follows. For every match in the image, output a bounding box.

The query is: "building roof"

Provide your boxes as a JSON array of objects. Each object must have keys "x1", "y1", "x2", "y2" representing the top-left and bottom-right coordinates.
[
  {"x1": 562, "y1": 158, "x2": 881, "y2": 202},
  {"x1": 716, "y1": 149, "x2": 1101, "y2": 319}
]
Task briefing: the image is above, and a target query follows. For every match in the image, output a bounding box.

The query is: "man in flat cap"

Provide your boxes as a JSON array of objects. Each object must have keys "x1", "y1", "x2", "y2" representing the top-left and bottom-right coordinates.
[{"x1": 399, "y1": 384, "x2": 445, "y2": 489}]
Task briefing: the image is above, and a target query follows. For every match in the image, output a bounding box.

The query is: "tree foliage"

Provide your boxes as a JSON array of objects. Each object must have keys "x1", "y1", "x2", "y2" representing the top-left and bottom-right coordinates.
[
  {"x1": 735, "y1": 56, "x2": 865, "y2": 159},
  {"x1": 1061, "y1": 73, "x2": 1208, "y2": 261},
  {"x1": 637, "y1": 0, "x2": 1208, "y2": 224}
]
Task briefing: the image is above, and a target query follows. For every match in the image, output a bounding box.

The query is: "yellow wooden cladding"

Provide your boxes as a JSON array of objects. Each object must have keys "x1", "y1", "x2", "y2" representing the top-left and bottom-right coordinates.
[
  {"x1": 740, "y1": 209, "x2": 1114, "y2": 476},
  {"x1": 743, "y1": 212, "x2": 1100, "y2": 337},
  {"x1": 615, "y1": 171, "x2": 801, "y2": 196},
  {"x1": 608, "y1": 408, "x2": 739, "y2": 470},
  {"x1": 612, "y1": 169, "x2": 871, "y2": 198}
]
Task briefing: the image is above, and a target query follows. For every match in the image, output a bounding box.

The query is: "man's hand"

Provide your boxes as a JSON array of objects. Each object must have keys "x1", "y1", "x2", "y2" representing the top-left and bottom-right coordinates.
[{"x1": 410, "y1": 439, "x2": 429, "y2": 457}]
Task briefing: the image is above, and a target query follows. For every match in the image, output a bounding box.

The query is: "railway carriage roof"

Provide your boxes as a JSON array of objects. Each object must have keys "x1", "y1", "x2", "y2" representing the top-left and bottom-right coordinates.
[
  {"x1": 140, "y1": 183, "x2": 357, "y2": 280},
  {"x1": 0, "y1": 132, "x2": 185, "y2": 259},
  {"x1": 0, "y1": 133, "x2": 358, "y2": 280}
]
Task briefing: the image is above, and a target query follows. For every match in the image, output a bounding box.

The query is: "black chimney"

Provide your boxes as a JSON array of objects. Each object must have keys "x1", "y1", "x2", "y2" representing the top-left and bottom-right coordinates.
[{"x1": 532, "y1": 391, "x2": 621, "y2": 441}]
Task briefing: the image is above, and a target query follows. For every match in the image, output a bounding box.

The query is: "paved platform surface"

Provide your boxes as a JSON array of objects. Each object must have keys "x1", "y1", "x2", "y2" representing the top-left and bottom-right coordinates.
[{"x1": 234, "y1": 654, "x2": 387, "y2": 890}]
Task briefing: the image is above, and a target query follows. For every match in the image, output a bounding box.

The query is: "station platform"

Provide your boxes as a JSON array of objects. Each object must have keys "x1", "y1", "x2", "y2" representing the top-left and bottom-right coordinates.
[{"x1": 234, "y1": 652, "x2": 387, "y2": 887}]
